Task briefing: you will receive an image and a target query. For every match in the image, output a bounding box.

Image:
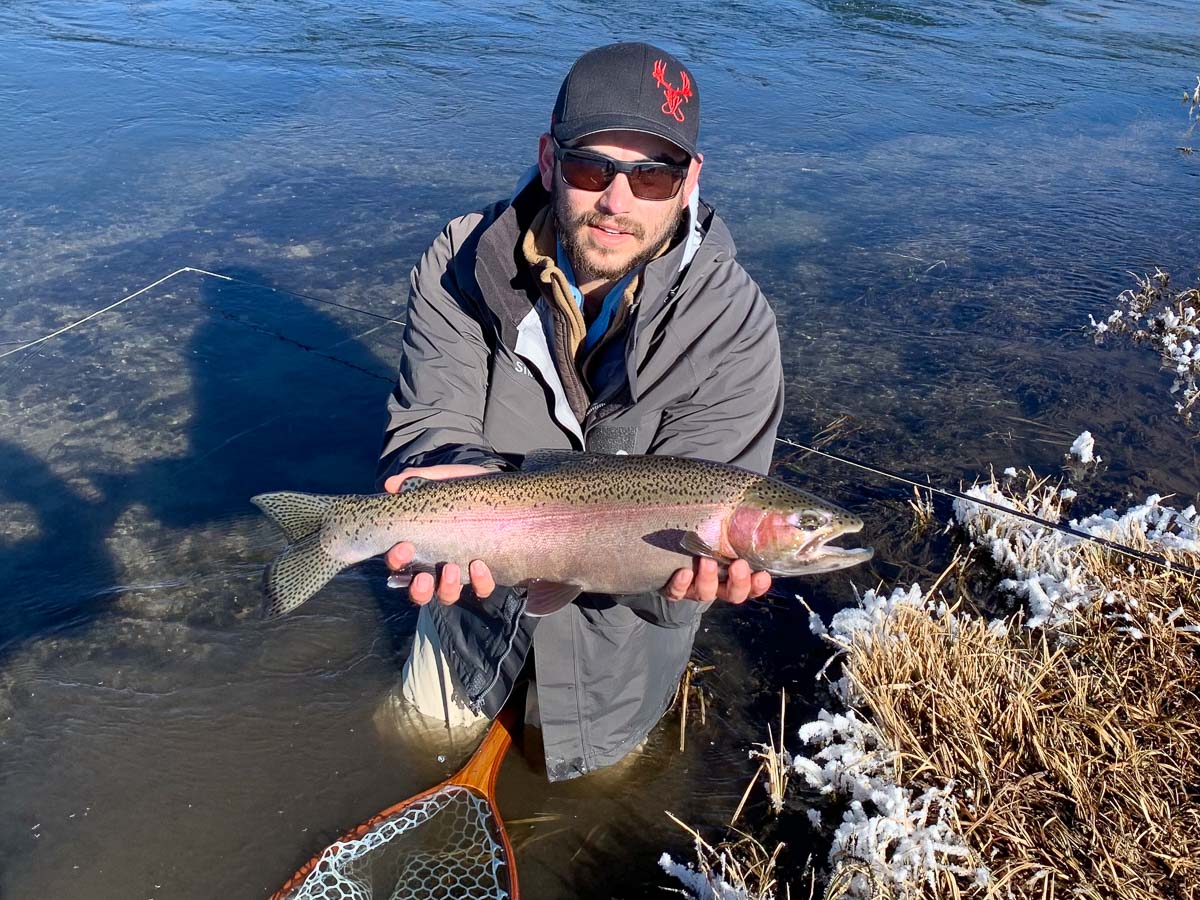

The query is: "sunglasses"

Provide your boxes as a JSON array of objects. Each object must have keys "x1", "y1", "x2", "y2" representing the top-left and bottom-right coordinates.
[{"x1": 553, "y1": 142, "x2": 688, "y2": 201}]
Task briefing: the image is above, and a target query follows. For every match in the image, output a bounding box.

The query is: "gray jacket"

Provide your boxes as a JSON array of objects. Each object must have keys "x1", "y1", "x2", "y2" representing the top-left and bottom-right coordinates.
[{"x1": 378, "y1": 175, "x2": 783, "y2": 780}]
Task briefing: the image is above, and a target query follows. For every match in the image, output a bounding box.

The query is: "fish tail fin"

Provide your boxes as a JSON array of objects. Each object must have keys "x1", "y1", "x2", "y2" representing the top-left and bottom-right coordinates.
[
  {"x1": 251, "y1": 492, "x2": 347, "y2": 617},
  {"x1": 261, "y1": 534, "x2": 349, "y2": 618},
  {"x1": 252, "y1": 491, "x2": 335, "y2": 542}
]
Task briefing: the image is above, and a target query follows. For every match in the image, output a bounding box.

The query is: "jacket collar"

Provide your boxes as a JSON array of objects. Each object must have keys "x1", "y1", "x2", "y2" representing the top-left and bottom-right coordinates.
[{"x1": 472, "y1": 176, "x2": 550, "y2": 349}]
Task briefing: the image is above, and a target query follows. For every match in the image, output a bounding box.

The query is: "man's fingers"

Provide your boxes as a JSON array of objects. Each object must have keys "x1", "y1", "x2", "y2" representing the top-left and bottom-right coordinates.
[
  {"x1": 437, "y1": 563, "x2": 463, "y2": 605},
  {"x1": 749, "y1": 571, "x2": 773, "y2": 599},
  {"x1": 409, "y1": 571, "x2": 435, "y2": 605},
  {"x1": 386, "y1": 541, "x2": 415, "y2": 570},
  {"x1": 694, "y1": 557, "x2": 720, "y2": 602},
  {"x1": 722, "y1": 559, "x2": 753, "y2": 605},
  {"x1": 469, "y1": 560, "x2": 495, "y2": 599},
  {"x1": 390, "y1": 545, "x2": 490, "y2": 606},
  {"x1": 385, "y1": 464, "x2": 494, "y2": 495},
  {"x1": 663, "y1": 559, "x2": 768, "y2": 604},
  {"x1": 663, "y1": 567, "x2": 693, "y2": 601}
]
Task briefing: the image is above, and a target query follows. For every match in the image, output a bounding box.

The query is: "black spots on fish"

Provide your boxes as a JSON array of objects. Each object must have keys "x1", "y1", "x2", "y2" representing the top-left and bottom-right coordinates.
[
  {"x1": 350, "y1": 455, "x2": 863, "y2": 535},
  {"x1": 483, "y1": 454, "x2": 759, "y2": 506},
  {"x1": 371, "y1": 453, "x2": 846, "y2": 515}
]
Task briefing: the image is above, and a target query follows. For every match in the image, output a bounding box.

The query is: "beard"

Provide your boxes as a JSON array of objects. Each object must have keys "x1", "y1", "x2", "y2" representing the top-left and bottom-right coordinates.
[{"x1": 554, "y1": 187, "x2": 686, "y2": 284}]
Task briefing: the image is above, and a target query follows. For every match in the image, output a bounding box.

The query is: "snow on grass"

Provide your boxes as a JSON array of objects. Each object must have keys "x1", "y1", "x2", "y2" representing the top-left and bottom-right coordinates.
[
  {"x1": 796, "y1": 586, "x2": 985, "y2": 899},
  {"x1": 1068, "y1": 430, "x2": 1097, "y2": 464},
  {"x1": 1090, "y1": 269, "x2": 1200, "y2": 427}
]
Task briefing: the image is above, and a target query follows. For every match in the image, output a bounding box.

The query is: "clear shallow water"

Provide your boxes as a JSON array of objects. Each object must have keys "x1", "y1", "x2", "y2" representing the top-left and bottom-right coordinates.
[{"x1": 1, "y1": 2, "x2": 1197, "y2": 897}]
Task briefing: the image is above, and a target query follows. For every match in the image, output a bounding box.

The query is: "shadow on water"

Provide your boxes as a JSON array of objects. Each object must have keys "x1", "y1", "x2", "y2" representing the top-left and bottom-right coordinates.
[
  {"x1": 0, "y1": 265, "x2": 414, "y2": 664},
  {"x1": 113, "y1": 267, "x2": 392, "y2": 521},
  {"x1": 0, "y1": 440, "x2": 118, "y2": 653}
]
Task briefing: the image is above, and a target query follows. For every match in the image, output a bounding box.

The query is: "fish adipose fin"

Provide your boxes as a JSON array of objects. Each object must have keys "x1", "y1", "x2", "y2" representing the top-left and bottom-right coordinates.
[
  {"x1": 252, "y1": 492, "x2": 348, "y2": 618},
  {"x1": 524, "y1": 580, "x2": 583, "y2": 617}
]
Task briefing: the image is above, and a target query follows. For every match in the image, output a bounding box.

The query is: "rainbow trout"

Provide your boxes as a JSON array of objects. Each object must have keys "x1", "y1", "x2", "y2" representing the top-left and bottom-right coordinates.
[{"x1": 252, "y1": 450, "x2": 872, "y2": 618}]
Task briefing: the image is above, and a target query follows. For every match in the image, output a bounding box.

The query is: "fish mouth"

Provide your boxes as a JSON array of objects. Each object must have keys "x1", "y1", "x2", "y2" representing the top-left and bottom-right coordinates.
[
  {"x1": 774, "y1": 530, "x2": 874, "y2": 576},
  {"x1": 806, "y1": 543, "x2": 874, "y2": 572}
]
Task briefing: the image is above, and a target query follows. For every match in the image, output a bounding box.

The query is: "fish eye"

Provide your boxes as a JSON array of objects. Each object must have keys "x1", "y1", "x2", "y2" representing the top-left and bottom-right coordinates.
[{"x1": 797, "y1": 513, "x2": 824, "y2": 532}]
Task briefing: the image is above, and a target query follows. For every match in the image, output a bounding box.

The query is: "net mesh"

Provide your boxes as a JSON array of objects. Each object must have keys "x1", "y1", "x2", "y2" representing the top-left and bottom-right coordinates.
[{"x1": 282, "y1": 785, "x2": 513, "y2": 900}]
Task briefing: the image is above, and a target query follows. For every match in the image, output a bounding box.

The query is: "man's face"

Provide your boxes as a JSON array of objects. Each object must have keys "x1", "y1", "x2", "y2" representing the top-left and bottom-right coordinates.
[{"x1": 538, "y1": 129, "x2": 703, "y2": 286}]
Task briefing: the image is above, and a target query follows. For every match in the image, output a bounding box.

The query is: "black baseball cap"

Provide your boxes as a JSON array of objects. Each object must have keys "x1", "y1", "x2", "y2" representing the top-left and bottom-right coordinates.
[{"x1": 551, "y1": 42, "x2": 700, "y2": 159}]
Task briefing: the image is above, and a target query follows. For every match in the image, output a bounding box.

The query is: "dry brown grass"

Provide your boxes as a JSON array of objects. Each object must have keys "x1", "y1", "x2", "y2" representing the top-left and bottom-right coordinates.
[
  {"x1": 674, "y1": 661, "x2": 716, "y2": 753},
  {"x1": 665, "y1": 811, "x2": 788, "y2": 900},
  {"x1": 905, "y1": 486, "x2": 936, "y2": 539},
  {"x1": 668, "y1": 471, "x2": 1200, "y2": 900},
  {"x1": 823, "y1": 857, "x2": 894, "y2": 900},
  {"x1": 733, "y1": 690, "x2": 792, "y2": 825},
  {"x1": 837, "y1": 480, "x2": 1200, "y2": 899}
]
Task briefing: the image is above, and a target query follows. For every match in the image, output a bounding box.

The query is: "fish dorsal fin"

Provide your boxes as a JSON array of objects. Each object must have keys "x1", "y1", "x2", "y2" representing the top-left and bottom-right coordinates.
[
  {"x1": 398, "y1": 476, "x2": 434, "y2": 493},
  {"x1": 521, "y1": 449, "x2": 616, "y2": 473},
  {"x1": 523, "y1": 580, "x2": 583, "y2": 617},
  {"x1": 679, "y1": 531, "x2": 736, "y2": 564}
]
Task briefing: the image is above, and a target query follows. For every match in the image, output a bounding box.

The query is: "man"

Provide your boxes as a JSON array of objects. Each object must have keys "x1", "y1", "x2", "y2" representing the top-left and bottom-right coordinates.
[{"x1": 376, "y1": 42, "x2": 784, "y2": 781}]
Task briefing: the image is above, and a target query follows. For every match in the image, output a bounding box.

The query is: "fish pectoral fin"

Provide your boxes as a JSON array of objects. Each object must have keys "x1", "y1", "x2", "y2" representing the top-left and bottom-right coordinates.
[
  {"x1": 523, "y1": 580, "x2": 583, "y2": 617},
  {"x1": 679, "y1": 531, "x2": 735, "y2": 564}
]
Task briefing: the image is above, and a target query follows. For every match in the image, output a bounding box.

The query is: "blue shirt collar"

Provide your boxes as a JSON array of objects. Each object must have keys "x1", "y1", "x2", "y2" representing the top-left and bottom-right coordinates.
[{"x1": 556, "y1": 238, "x2": 637, "y2": 354}]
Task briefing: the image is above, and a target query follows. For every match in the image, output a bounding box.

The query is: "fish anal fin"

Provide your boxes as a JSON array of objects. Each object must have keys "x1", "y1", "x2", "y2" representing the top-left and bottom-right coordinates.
[
  {"x1": 524, "y1": 580, "x2": 583, "y2": 617},
  {"x1": 385, "y1": 563, "x2": 437, "y2": 590}
]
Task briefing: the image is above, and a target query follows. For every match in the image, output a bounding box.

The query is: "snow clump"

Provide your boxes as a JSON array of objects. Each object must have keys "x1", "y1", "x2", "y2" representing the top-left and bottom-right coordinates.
[{"x1": 1068, "y1": 430, "x2": 1098, "y2": 464}]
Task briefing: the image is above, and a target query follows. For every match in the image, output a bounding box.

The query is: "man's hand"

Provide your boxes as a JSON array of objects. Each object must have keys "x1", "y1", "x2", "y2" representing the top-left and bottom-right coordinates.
[
  {"x1": 661, "y1": 557, "x2": 772, "y2": 605},
  {"x1": 383, "y1": 464, "x2": 496, "y2": 606}
]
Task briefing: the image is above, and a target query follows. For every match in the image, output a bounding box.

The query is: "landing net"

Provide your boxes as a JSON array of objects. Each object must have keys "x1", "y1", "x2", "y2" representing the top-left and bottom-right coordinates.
[{"x1": 279, "y1": 785, "x2": 512, "y2": 900}]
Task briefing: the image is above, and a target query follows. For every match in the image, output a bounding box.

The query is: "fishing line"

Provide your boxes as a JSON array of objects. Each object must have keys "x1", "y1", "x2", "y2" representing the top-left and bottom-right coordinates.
[
  {"x1": 201, "y1": 303, "x2": 394, "y2": 383},
  {"x1": 775, "y1": 436, "x2": 1200, "y2": 580},
  {"x1": 0, "y1": 267, "x2": 219, "y2": 360},
  {"x1": 0, "y1": 266, "x2": 404, "y2": 361}
]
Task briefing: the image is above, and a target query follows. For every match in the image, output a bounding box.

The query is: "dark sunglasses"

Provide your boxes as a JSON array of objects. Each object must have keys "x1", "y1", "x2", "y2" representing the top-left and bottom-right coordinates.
[{"x1": 553, "y1": 142, "x2": 688, "y2": 201}]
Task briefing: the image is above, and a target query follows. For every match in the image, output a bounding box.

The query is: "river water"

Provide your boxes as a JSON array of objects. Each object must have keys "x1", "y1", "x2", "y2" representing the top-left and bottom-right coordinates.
[{"x1": 1, "y1": 2, "x2": 1197, "y2": 898}]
